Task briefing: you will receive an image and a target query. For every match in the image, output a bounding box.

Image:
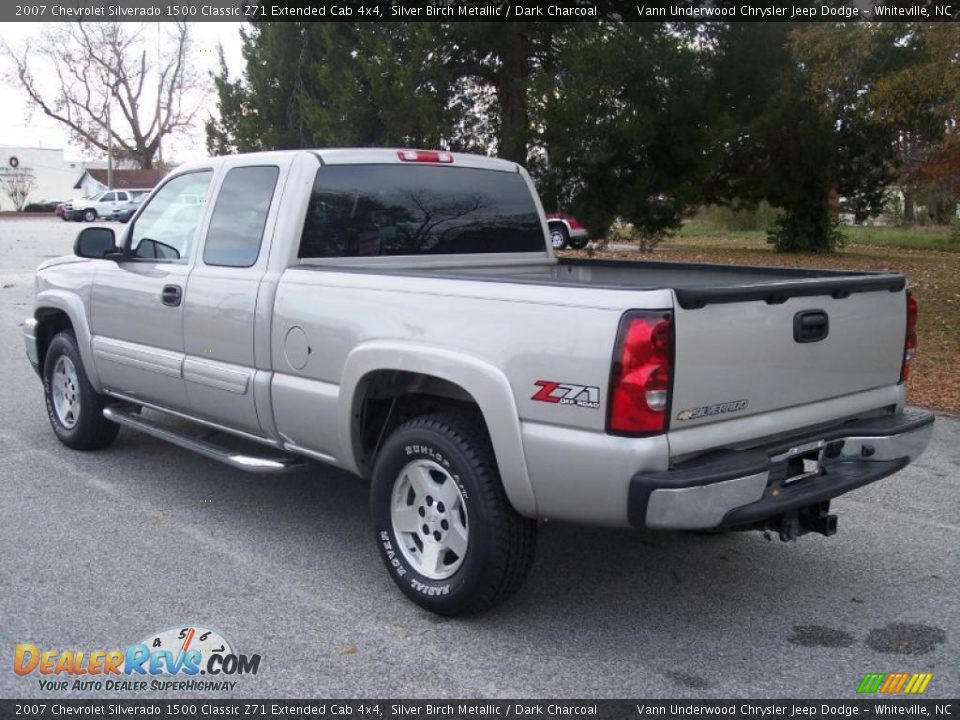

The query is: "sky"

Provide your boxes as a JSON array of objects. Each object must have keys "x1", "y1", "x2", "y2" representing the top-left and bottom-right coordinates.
[{"x1": 0, "y1": 22, "x2": 246, "y2": 163}]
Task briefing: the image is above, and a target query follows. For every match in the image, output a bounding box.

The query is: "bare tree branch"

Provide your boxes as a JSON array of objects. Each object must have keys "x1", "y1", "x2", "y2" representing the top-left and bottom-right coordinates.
[{"x1": 1, "y1": 23, "x2": 203, "y2": 169}]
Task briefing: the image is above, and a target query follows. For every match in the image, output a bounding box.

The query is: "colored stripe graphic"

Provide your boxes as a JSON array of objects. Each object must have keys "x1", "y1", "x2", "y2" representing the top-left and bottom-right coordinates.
[
  {"x1": 857, "y1": 673, "x2": 886, "y2": 693},
  {"x1": 858, "y1": 672, "x2": 933, "y2": 694},
  {"x1": 911, "y1": 674, "x2": 933, "y2": 694}
]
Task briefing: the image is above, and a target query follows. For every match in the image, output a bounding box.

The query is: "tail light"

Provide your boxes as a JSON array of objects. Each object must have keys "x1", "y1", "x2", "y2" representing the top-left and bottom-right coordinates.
[
  {"x1": 608, "y1": 311, "x2": 674, "y2": 435},
  {"x1": 900, "y1": 292, "x2": 918, "y2": 383},
  {"x1": 397, "y1": 149, "x2": 453, "y2": 163}
]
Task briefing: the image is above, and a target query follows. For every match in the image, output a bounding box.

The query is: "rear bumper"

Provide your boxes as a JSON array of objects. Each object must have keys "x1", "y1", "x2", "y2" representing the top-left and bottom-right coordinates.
[{"x1": 629, "y1": 409, "x2": 934, "y2": 531}]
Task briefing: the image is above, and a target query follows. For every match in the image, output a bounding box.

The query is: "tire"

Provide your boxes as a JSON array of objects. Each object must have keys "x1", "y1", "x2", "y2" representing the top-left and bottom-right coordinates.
[
  {"x1": 371, "y1": 412, "x2": 537, "y2": 616},
  {"x1": 83, "y1": 209, "x2": 97, "y2": 222},
  {"x1": 550, "y1": 224, "x2": 569, "y2": 250},
  {"x1": 569, "y1": 236, "x2": 590, "y2": 250},
  {"x1": 43, "y1": 331, "x2": 119, "y2": 450}
]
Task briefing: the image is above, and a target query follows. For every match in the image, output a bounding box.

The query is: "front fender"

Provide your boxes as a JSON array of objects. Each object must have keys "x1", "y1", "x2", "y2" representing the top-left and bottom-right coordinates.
[
  {"x1": 35, "y1": 289, "x2": 101, "y2": 390},
  {"x1": 340, "y1": 341, "x2": 538, "y2": 518}
]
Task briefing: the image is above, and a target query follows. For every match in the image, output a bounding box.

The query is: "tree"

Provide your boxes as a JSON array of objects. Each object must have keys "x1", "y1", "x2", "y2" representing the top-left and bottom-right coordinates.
[
  {"x1": 792, "y1": 23, "x2": 960, "y2": 226},
  {"x1": 702, "y1": 23, "x2": 897, "y2": 252},
  {"x1": 208, "y1": 23, "x2": 456, "y2": 155},
  {"x1": 0, "y1": 169, "x2": 37, "y2": 212},
  {"x1": 207, "y1": 22, "x2": 574, "y2": 164},
  {"x1": 536, "y1": 23, "x2": 714, "y2": 242},
  {"x1": 3, "y1": 23, "x2": 200, "y2": 169}
]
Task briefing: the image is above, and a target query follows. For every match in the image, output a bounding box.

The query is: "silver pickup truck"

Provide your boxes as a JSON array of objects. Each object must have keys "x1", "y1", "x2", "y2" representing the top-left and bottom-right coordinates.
[{"x1": 24, "y1": 149, "x2": 933, "y2": 615}]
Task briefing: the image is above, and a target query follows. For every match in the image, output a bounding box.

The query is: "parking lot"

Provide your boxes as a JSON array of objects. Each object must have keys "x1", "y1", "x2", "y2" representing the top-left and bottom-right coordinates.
[{"x1": 1, "y1": 217, "x2": 957, "y2": 699}]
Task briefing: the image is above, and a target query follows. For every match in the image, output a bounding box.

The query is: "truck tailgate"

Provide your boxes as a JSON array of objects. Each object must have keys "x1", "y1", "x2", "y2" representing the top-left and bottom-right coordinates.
[{"x1": 670, "y1": 288, "x2": 907, "y2": 429}]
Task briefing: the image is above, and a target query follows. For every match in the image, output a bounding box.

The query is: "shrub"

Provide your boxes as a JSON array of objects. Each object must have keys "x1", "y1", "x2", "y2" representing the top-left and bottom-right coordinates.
[
  {"x1": 696, "y1": 202, "x2": 782, "y2": 232},
  {"x1": 600, "y1": 221, "x2": 666, "y2": 253},
  {"x1": 767, "y1": 206, "x2": 844, "y2": 253},
  {"x1": 23, "y1": 201, "x2": 58, "y2": 212}
]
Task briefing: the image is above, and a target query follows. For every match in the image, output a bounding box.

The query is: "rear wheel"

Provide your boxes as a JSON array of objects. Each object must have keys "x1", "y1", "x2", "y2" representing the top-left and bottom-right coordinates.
[
  {"x1": 371, "y1": 412, "x2": 537, "y2": 616},
  {"x1": 569, "y1": 235, "x2": 590, "y2": 250},
  {"x1": 43, "y1": 331, "x2": 119, "y2": 450}
]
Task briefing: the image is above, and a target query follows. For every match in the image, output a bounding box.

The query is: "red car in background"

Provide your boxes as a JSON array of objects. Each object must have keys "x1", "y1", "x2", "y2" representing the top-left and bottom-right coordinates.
[{"x1": 545, "y1": 212, "x2": 590, "y2": 250}]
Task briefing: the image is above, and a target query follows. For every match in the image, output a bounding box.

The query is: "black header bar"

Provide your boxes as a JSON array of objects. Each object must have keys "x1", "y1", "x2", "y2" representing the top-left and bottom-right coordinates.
[
  {"x1": 4, "y1": 0, "x2": 960, "y2": 23},
  {"x1": 0, "y1": 699, "x2": 957, "y2": 719}
]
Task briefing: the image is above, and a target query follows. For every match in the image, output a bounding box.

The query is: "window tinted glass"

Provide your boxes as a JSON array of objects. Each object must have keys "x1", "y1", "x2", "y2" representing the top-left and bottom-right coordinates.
[
  {"x1": 101, "y1": 192, "x2": 115, "y2": 202},
  {"x1": 117, "y1": 192, "x2": 128, "y2": 201},
  {"x1": 203, "y1": 166, "x2": 279, "y2": 268},
  {"x1": 299, "y1": 165, "x2": 544, "y2": 258},
  {"x1": 129, "y1": 171, "x2": 212, "y2": 262}
]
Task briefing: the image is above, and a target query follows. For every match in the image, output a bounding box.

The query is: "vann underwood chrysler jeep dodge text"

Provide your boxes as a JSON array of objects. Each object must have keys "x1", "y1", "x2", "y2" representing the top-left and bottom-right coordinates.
[{"x1": 24, "y1": 149, "x2": 933, "y2": 615}]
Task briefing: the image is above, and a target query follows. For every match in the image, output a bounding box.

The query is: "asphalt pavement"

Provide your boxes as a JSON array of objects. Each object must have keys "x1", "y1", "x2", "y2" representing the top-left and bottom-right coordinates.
[{"x1": 0, "y1": 217, "x2": 957, "y2": 699}]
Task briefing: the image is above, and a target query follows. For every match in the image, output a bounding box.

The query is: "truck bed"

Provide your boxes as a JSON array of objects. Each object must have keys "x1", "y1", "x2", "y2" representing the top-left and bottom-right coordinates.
[{"x1": 309, "y1": 257, "x2": 905, "y2": 309}]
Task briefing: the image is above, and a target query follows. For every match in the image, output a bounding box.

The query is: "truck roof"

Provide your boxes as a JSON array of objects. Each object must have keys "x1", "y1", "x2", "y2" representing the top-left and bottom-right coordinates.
[{"x1": 173, "y1": 148, "x2": 521, "y2": 175}]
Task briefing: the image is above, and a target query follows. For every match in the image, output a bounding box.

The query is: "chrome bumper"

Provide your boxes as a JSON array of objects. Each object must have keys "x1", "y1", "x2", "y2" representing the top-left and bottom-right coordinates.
[
  {"x1": 23, "y1": 317, "x2": 39, "y2": 374},
  {"x1": 630, "y1": 409, "x2": 935, "y2": 531}
]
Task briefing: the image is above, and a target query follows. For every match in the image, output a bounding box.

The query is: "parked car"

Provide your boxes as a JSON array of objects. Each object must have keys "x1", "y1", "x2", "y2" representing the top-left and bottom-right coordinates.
[
  {"x1": 55, "y1": 203, "x2": 66, "y2": 219},
  {"x1": 108, "y1": 195, "x2": 145, "y2": 223},
  {"x1": 65, "y1": 189, "x2": 151, "y2": 222},
  {"x1": 546, "y1": 212, "x2": 590, "y2": 250},
  {"x1": 24, "y1": 149, "x2": 932, "y2": 616}
]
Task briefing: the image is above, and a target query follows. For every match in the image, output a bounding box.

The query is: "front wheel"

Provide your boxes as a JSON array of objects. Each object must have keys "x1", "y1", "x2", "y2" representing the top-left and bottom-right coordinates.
[
  {"x1": 43, "y1": 331, "x2": 119, "y2": 450},
  {"x1": 82, "y1": 209, "x2": 97, "y2": 222},
  {"x1": 550, "y1": 225, "x2": 569, "y2": 250},
  {"x1": 371, "y1": 412, "x2": 537, "y2": 616}
]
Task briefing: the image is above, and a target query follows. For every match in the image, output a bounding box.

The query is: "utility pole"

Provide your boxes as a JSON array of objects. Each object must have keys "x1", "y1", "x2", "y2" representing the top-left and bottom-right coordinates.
[{"x1": 107, "y1": 92, "x2": 113, "y2": 189}]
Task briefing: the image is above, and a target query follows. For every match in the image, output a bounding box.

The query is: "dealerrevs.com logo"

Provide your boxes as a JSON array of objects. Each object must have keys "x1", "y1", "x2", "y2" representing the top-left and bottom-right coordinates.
[{"x1": 13, "y1": 626, "x2": 261, "y2": 692}]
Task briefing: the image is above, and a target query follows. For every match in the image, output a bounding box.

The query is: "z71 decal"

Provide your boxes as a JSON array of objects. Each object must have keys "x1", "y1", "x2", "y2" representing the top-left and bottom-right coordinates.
[{"x1": 532, "y1": 380, "x2": 600, "y2": 409}]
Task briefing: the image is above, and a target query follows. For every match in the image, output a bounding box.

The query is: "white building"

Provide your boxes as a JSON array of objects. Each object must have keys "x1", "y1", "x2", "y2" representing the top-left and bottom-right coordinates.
[{"x1": 0, "y1": 146, "x2": 87, "y2": 209}]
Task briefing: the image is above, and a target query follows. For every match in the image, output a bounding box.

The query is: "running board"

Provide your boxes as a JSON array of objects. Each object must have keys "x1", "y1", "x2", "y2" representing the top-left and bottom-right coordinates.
[{"x1": 103, "y1": 404, "x2": 307, "y2": 474}]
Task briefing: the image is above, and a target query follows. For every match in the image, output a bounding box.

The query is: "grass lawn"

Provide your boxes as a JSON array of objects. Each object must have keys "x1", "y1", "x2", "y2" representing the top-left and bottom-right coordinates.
[
  {"x1": 565, "y1": 234, "x2": 960, "y2": 414},
  {"x1": 677, "y1": 220, "x2": 959, "y2": 252}
]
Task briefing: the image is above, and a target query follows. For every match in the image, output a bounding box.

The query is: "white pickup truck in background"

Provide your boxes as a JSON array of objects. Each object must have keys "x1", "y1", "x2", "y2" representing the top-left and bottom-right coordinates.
[
  {"x1": 25, "y1": 148, "x2": 933, "y2": 615},
  {"x1": 64, "y1": 189, "x2": 150, "y2": 222}
]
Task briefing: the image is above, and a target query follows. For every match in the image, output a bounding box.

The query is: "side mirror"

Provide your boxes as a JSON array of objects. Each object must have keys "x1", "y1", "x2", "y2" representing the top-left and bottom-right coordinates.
[{"x1": 74, "y1": 227, "x2": 121, "y2": 260}]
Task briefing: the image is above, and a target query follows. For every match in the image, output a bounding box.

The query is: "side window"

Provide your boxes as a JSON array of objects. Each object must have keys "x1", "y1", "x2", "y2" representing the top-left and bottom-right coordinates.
[
  {"x1": 101, "y1": 192, "x2": 116, "y2": 202},
  {"x1": 203, "y1": 166, "x2": 279, "y2": 268},
  {"x1": 117, "y1": 191, "x2": 128, "y2": 202},
  {"x1": 128, "y1": 171, "x2": 213, "y2": 262}
]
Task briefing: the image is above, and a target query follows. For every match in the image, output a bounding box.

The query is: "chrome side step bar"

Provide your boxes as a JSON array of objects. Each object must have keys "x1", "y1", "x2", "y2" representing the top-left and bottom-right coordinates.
[{"x1": 103, "y1": 404, "x2": 307, "y2": 474}]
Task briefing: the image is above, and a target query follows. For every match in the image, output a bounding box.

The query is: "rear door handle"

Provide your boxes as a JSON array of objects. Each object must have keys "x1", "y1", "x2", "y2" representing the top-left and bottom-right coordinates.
[{"x1": 161, "y1": 284, "x2": 182, "y2": 307}]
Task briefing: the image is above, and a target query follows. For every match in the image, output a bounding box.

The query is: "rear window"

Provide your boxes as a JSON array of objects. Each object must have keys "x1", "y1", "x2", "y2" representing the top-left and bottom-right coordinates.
[{"x1": 298, "y1": 164, "x2": 544, "y2": 258}]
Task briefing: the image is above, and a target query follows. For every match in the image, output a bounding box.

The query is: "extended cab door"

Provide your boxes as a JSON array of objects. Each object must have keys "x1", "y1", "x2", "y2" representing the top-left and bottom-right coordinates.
[
  {"x1": 90, "y1": 170, "x2": 214, "y2": 411},
  {"x1": 182, "y1": 163, "x2": 284, "y2": 436}
]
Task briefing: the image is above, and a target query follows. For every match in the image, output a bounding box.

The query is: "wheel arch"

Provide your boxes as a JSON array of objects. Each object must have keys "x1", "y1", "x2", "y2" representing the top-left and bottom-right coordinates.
[
  {"x1": 340, "y1": 342, "x2": 538, "y2": 518},
  {"x1": 34, "y1": 291, "x2": 101, "y2": 389}
]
